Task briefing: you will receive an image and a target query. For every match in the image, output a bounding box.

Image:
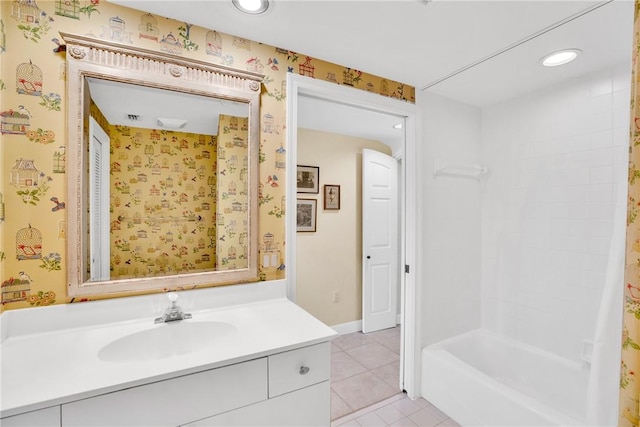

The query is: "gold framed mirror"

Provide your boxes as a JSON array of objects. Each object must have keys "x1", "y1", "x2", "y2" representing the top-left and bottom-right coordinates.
[{"x1": 62, "y1": 33, "x2": 263, "y2": 297}]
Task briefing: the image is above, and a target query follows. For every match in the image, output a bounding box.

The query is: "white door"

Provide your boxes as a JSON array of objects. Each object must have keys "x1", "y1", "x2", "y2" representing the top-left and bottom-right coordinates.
[
  {"x1": 89, "y1": 116, "x2": 110, "y2": 281},
  {"x1": 362, "y1": 149, "x2": 398, "y2": 333}
]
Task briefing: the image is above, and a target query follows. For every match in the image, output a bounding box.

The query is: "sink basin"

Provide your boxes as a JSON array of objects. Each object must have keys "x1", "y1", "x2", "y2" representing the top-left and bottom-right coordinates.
[{"x1": 98, "y1": 321, "x2": 237, "y2": 363}]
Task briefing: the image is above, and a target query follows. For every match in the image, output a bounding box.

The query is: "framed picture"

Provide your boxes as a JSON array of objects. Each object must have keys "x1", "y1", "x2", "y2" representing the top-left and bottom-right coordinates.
[
  {"x1": 296, "y1": 199, "x2": 317, "y2": 232},
  {"x1": 324, "y1": 185, "x2": 340, "y2": 210},
  {"x1": 297, "y1": 165, "x2": 319, "y2": 194}
]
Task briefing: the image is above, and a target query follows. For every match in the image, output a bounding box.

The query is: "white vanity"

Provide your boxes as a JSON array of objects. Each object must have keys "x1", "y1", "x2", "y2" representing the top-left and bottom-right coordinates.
[{"x1": 0, "y1": 282, "x2": 336, "y2": 426}]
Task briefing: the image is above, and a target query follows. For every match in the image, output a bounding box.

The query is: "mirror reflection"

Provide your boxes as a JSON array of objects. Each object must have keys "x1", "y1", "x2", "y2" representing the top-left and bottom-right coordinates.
[
  {"x1": 86, "y1": 78, "x2": 251, "y2": 282},
  {"x1": 63, "y1": 32, "x2": 261, "y2": 297}
]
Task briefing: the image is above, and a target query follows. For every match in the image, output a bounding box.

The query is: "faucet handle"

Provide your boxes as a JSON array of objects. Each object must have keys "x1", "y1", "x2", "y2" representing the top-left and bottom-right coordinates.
[{"x1": 167, "y1": 292, "x2": 179, "y2": 304}]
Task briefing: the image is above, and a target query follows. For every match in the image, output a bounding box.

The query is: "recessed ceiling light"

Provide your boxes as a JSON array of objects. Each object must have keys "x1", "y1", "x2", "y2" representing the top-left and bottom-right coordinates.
[
  {"x1": 540, "y1": 49, "x2": 582, "y2": 67},
  {"x1": 232, "y1": 0, "x2": 269, "y2": 14},
  {"x1": 393, "y1": 123, "x2": 403, "y2": 130}
]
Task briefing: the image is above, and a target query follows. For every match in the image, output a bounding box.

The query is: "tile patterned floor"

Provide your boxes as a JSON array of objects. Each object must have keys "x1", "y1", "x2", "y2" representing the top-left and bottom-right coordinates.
[
  {"x1": 331, "y1": 394, "x2": 461, "y2": 427},
  {"x1": 330, "y1": 327, "x2": 460, "y2": 427},
  {"x1": 331, "y1": 327, "x2": 402, "y2": 420}
]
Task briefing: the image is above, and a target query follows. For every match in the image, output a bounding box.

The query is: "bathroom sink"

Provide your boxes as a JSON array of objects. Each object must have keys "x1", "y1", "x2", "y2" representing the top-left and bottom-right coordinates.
[{"x1": 98, "y1": 321, "x2": 237, "y2": 363}]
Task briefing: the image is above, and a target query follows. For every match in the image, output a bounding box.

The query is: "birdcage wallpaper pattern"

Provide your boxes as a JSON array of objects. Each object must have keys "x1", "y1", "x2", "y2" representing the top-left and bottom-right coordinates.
[
  {"x1": 1, "y1": 110, "x2": 30, "y2": 135},
  {"x1": 262, "y1": 113, "x2": 275, "y2": 134},
  {"x1": 10, "y1": 158, "x2": 40, "y2": 187},
  {"x1": 138, "y1": 13, "x2": 159, "y2": 41},
  {"x1": 217, "y1": 115, "x2": 249, "y2": 270},
  {"x1": 16, "y1": 225, "x2": 42, "y2": 260},
  {"x1": 275, "y1": 145, "x2": 286, "y2": 169},
  {"x1": 11, "y1": 0, "x2": 44, "y2": 24},
  {"x1": 0, "y1": 0, "x2": 418, "y2": 312},
  {"x1": 1, "y1": 277, "x2": 31, "y2": 304},
  {"x1": 299, "y1": 56, "x2": 315, "y2": 78},
  {"x1": 206, "y1": 30, "x2": 222, "y2": 56},
  {"x1": 101, "y1": 16, "x2": 133, "y2": 44},
  {"x1": 260, "y1": 231, "x2": 281, "y2": 270},
  {"x1": 52, "y1": 148, "x2": 65, "y2": 173},
  {"x1": 160, "y1": 32, "x2": 181, "y2": 55},
  {"x1": 109, "y1": 123, "x2": 218, "y2": 278},
  {"x1": 54, "y1": 0, "x2": 80, "y2": 19}
]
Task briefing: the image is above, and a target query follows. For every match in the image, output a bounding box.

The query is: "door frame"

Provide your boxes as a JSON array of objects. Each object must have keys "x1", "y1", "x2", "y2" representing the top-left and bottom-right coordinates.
[{"x1": 285, "y1": 73, "x2": 419, "y2": 398}]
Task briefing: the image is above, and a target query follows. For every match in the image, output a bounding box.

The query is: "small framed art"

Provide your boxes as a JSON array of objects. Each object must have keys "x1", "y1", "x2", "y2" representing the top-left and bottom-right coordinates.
[
  {"x1": 296, "y1": 199, "x2": 317, "y2": 232},
  {"x1": 297, "y1": 165, "x2": 319, "y2": 194},
  {"x1": 324, "y1": 184, "x2": 340, "y2": 210}
]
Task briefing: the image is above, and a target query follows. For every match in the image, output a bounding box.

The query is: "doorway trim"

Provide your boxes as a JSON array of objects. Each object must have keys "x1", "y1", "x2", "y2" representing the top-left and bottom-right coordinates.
[{"x1": 285, "y1": 73, "x2": 419, "y2": 398}]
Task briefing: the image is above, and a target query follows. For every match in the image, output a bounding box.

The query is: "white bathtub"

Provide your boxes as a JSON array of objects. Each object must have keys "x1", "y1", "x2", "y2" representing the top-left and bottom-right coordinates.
[{"x1": 421, "y1": 329, "x2": 589, "y2": 426}]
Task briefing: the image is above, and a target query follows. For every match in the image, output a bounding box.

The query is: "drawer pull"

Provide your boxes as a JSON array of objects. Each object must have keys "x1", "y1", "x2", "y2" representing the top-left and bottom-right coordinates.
[{"x1": 299, "y1": 365, "x2": 310, "y2": 375}]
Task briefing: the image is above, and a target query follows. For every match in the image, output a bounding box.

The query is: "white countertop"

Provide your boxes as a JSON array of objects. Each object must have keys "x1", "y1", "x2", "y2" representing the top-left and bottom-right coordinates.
[{"x1": 0, "y1": 294, "x2": 336, "y2": 418}]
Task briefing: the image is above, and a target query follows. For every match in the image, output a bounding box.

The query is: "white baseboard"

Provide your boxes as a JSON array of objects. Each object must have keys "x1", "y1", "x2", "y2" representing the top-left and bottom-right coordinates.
[
  {"x1": 332, "y1": 316, "x2": 403, "y2": 335},
  {"x1": 332, "y1": 320, "x2": 362, "y2": 335}
]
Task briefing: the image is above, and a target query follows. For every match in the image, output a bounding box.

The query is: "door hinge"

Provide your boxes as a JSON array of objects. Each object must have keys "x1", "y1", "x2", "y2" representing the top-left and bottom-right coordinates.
[{"x1": 405, "y1": 264, "x2": 410, "y2": 274}]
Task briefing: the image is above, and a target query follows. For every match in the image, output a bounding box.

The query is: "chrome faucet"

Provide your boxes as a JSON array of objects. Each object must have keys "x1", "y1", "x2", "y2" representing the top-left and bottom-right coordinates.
[{"x1": 154, "y1": 292, "x2": 192, "y2": 323}]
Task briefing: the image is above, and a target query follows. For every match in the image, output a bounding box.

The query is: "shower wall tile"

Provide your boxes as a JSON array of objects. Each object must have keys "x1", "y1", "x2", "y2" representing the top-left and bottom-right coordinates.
[
  {"x1": 590, "y1": 129, "x2": 614, "y2": 149},
  {"x1": 480, "y1": 64, "x2": 630, "y2": 362},
  {"x1": 420, "y1": 92, "x2": 482, "y2": 346}
]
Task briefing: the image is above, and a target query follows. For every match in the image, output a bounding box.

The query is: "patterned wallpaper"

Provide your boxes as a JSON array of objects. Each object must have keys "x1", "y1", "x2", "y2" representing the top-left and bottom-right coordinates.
[
  {"x1": 215, "y1": 114, "x2": 249, "y2": 271},
  {"x1": 621, "y1": 2, "x2": 640, "y2": 425},
  {"x1": 108, "y1": 124, "x2": 220, "y2": 279},
  {"x1": 0, "y1": 0, "x2": 415, "y2": 310}
]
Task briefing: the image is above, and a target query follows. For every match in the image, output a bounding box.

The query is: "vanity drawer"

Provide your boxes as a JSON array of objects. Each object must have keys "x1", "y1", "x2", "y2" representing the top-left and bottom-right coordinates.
[
  {"x1": 1, "y1": 406, "x2": 61, "y2": 427},
  {"x1": 268, "y1": 342, "x2": 330, "y2": 398},
  {"x1": 62, "y1": 358, "x2": 267, "y2": 427}
]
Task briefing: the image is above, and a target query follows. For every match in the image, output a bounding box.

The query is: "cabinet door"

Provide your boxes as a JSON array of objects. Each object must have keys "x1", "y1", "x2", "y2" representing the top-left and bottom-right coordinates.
[
  {"x1": 184, "y1": 381, "x2": 330, "y2": 427},
  {"x1": 62, "y1": 358, "x2": 267, "y2": 427},
  {"x1": 0, "y1": 406, "x2": 61, "y2": 427}
]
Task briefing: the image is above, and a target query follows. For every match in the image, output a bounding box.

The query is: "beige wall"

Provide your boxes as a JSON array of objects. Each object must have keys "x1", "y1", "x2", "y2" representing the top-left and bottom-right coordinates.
[{"x1": 296, "y1": 128, "x2": 391, "y2": 326}]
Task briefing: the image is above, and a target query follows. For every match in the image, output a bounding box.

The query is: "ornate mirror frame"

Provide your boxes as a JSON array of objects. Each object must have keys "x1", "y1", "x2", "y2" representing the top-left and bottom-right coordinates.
[{"x1": 62, "y1": 32, "x2": 263, "y2": 297}]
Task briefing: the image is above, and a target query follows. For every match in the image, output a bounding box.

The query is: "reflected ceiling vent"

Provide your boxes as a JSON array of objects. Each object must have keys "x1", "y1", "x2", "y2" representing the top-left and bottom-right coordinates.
[
  {"x1": 156, "y1": 117, "x2": 188, "y2": 130},
  {"x1": 125, "y1": 114, "x2": 142, "y2": 121}
]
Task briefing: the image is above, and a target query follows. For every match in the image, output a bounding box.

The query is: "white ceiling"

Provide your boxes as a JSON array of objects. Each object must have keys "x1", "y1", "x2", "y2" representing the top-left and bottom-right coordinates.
[
  {"x1": 109, "y1": 0, "x2": 634, "y2": 151},
  {"x1": 87, "y1": 78, "x2": 248, "y2": 135}
]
